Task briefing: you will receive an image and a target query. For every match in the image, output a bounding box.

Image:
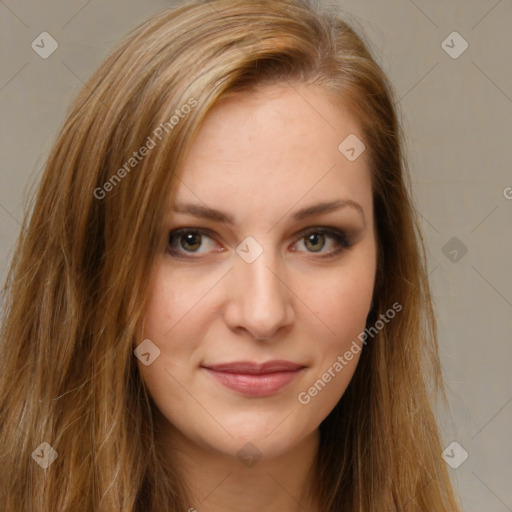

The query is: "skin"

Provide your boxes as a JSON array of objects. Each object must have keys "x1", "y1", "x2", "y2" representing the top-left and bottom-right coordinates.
[{"x1": 138, "y1": 83, "x2": 377, "y2": 512}]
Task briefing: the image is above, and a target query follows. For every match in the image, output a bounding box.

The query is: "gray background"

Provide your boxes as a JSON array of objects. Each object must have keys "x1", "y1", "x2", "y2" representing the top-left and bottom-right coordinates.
[{"x1": 1, "y1": 0, "x2": 511, "y2": 510}]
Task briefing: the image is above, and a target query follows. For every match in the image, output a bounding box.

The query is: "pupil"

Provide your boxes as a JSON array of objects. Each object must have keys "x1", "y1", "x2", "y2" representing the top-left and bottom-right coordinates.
[
  {"x1": 306, "y1": 233, "x2": 324, "y2": 252},
  {"x1": 182, "y1": 233, "x2": 201, "y2": 251}
]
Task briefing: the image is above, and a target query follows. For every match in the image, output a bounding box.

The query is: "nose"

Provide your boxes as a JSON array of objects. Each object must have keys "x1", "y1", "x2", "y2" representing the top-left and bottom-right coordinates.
[{"x1": 223, "y1": 248, "x2": 295, "y2": 340}]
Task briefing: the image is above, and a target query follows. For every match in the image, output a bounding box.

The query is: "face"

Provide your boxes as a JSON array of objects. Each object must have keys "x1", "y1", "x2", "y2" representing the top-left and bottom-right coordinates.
[{"x1": 138, "y1": 83, "x2": 377, "y2": 461}]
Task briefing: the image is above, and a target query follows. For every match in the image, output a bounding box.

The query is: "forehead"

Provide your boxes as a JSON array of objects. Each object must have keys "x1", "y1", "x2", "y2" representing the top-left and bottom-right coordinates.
[{"x1": 170, "y1": 84, "x2": 372, "y2": 226}]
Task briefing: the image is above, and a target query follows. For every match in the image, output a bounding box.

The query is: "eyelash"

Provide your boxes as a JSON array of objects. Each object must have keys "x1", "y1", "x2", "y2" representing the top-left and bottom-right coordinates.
[{"x1": 166, "y1": 226, "x2": 354, "y2": 260}]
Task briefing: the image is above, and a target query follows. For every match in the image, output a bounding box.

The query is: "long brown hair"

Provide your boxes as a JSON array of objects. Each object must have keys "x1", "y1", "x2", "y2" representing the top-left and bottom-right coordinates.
[{"x1": 0, "y1": 0, "x2": 461, "y2": 510}]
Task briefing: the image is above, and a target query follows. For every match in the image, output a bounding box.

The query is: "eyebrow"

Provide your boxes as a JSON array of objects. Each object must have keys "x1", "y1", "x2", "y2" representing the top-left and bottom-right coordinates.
[{"x1": 172, "y1": 199, "x2": 366, "y2": 226}]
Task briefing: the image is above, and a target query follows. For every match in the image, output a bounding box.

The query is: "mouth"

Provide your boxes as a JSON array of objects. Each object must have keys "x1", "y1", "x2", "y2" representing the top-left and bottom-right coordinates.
[{"x1": 201, "y1": 360, "x2": 306, "y2": 397}]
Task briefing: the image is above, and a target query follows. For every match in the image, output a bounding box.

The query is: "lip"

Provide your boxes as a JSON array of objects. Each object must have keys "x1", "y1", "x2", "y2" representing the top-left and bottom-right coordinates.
[
  {"x1": 202, "y1": 360, "x2": 306, "y2": 397},
  {"x1": 203, "y1": 360, "x2": 305, "y2": 374}
]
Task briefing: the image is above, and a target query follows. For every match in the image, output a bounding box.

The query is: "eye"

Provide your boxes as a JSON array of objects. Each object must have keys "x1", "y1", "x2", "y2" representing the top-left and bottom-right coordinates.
[
  {"x1": 293, "y1": 227, "x2": 353, "y2": 258},
  {"x1": 166, "y1": 226, "x2": 353, "y2": 260},
  {"x1": 167, "y1": 228, "x2": 221, "y2": 257}
]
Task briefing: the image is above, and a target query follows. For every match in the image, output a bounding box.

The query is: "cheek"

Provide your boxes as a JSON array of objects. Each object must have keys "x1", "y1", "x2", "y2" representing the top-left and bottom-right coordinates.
[
  {"x1": 146, "y1": 261, "x2": 190, "y2": 319},
  {"x1": 304, "y1": 254, "x2": 375, "y2": 405},
  {"x1": 143, "y1": 271, "x2": 172, "y2": 337},
  {"x1": 135, "y1": 273, "x2": 198, "y2": 429},
  {"x1": 142, "y1": 266, "x2": 204, "y2": 345},
  {"x1": 137, "y1": 271, "x2": 190, "y2": 389},
  {"x1": 312, "y1": 262, "x2": 375, "y2": 335},
  {"x1": 298, "y1": 267, "x2": 373, "y2": 413},
  {"x1": 144, "y1": 261, "x2": 232, "y2": 336}
]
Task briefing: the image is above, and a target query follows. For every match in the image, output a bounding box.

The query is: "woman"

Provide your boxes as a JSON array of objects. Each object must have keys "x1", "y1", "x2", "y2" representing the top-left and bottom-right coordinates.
[{"x1": 0, "y1": 0, "x2": 462, "y2": 510}]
